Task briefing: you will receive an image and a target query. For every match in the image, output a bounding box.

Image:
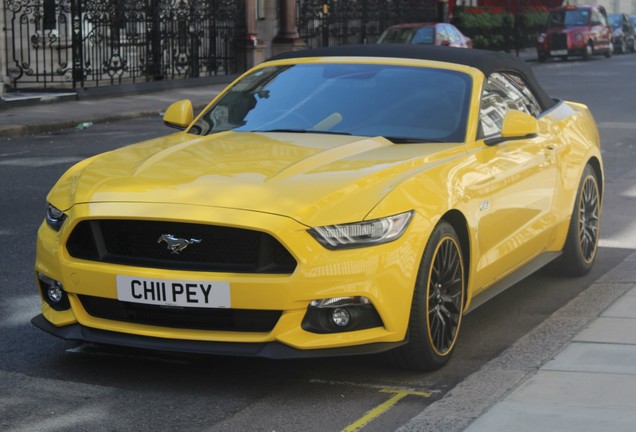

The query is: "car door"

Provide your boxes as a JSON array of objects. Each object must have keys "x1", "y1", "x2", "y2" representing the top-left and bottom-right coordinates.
[{"x1": 473, "y1": 72, "x2": 558, "y2": 289}]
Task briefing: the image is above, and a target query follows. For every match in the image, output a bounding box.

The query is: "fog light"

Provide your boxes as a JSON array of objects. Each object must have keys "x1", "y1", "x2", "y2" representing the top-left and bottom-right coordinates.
[
  {"x1": 302, "y1": 296, "x2": 383, "y2": 334},
  {"x1": 47, "y1": 284, "x2": 64, "y2": 303},
  {"x1": 332, "y1": 307, "x2": 351, "y2": 327},
  {"x1": 37, "y1": 273, "x2": 70, "y2": 311}
]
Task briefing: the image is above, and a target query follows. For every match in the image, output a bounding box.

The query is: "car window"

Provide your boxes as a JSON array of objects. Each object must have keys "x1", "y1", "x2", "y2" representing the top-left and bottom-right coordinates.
[
  {"x1": 436, "y1": 26, "x2": 449, "y2": 44},
  {"x1": 377, "y1": 27, "x2": 416, "y2": 44},
  {"x1": 591, "y1": 10, "x2": 607, "y2": 25},
  {"x1": 479, "y1": 72, "x2": 542, "y2": 138},
  {"x1": 411, "y1": 27, "x2": 435, "y2": 44},
  {"x1": 190, "y1": 63, "x2": 472, "y2": 143},
  {"x1": 549, "y1": 10, "x2": 590, "y2": 27},
  {"x1": 445, "y1": 25, "x2": 460, "y2": 43},
  {"x1": 609, "y1": 15, "x2": 621, "y2": 29}
]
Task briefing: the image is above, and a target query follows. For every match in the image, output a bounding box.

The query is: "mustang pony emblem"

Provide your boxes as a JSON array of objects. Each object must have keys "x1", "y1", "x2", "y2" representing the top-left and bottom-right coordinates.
[{"x1": 157, "y1": 234, "x2": 202, "y2": 254}]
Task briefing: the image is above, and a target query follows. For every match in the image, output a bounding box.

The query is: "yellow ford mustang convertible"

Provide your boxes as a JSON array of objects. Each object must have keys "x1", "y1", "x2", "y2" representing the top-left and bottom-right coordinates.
[{"x1": 33, "y1": 45, "x2": 603, "y2": 370}]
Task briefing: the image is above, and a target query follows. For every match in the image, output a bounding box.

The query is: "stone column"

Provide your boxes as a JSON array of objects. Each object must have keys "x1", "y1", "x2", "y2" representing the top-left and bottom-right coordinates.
[
  {"x1": 271, "y1": 0, "x2": 305, "y2": 56},
  {"x1": 245, "y1": 0, "x2": 266, "y2": 69}
]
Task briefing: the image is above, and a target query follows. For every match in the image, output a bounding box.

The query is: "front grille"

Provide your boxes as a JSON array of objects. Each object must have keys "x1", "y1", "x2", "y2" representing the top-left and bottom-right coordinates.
[
  {"x1": 66, "y1": 220, "x2": 297, "y2": 274},
  {"x1": 79, "y1": 295, "x2": 282, "y2": 332},
  {"x1": 550, "y1": 33, "x2": 568, "y2": 50}
]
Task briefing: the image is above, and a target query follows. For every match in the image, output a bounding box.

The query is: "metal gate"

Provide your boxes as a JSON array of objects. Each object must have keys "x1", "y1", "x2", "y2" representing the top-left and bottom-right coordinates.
[
  {"x1": 3, "y1": 0, "x2": 246, "y2": 90},
  {"x1": 297, "y1": 0, "x2": 437, "y2": 48}
]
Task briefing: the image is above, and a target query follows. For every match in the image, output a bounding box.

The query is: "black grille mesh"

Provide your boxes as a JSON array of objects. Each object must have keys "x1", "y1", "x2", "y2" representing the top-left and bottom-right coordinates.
[
  {"x1": 550, "y1": 33, "x2": 568, "y2": 51},
  {"x1": 79, "y1": 295, "x2": 281, "y2": 332},
  {"x1": 66, "y1": 220, "x2": 296, "y2": 273}
]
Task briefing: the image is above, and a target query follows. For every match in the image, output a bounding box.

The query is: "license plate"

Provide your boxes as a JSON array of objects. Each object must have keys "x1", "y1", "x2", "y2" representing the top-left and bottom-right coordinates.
[
  {"x1": 116, "y1": 275, "x2": 230, "y2": 308},
  {"x1": 550, "y1": 49, "x2": 568, "y2": 56}
]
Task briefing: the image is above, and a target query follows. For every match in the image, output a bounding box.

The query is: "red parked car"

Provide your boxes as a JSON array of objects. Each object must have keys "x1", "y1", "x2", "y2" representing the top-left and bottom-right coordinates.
[
  {"x1": 377, "y1": 23, "x2": 472, "y2": 48},
  {"x1": 537, "y1": 4, "x2": 613, "y2": 62}
]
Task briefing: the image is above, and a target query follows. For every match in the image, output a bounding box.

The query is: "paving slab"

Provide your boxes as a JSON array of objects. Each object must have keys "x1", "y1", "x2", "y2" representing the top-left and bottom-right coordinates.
[
  {"x1": 465, "y1": 370, "x2": 636, "y2": 432},
  {"x1": 574, "y1": 317, "x2": 636, "y2": 344},
  {"x1": 542, "y1": 342, "x2": 636, "y2": 374},
  {"x1": 602, "y1": 287, "x2": 636, "y2": 318},
  {"x1": 464, "y1": 400, "x2": 636, "y2": 432}
]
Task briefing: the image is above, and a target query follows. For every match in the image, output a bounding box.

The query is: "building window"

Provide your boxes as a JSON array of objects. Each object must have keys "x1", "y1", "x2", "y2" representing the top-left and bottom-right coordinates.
[{"x1": 256, "y1": 0, "x2": 266, "y2": 20}]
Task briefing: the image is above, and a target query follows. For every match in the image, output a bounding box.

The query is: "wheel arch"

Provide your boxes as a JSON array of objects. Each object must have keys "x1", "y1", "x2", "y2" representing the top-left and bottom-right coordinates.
[
  {"x1": 587, "y1": 156, "x2": 604, "y2": 200},
  {"x1": 440, "y1": 209, "x2": 471, "y2": 310}
]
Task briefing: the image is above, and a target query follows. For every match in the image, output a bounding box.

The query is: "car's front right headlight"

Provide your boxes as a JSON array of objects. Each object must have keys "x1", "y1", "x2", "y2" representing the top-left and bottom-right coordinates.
[
  {"x1": 45, "y1": 203, "x2": 67, "y2": 231},
  {"x1": 308, "y1": 211, "x2": 413, "y2": 250}
]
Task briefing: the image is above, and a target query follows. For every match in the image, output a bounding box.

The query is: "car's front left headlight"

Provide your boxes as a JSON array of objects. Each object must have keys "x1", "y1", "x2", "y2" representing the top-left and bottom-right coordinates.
[
  {"x1": 308, "y1": 211, "x2": 413, "y2": 250},
  {"x1": 45, "y1": 203, "x2": 67, "y2": 231}
]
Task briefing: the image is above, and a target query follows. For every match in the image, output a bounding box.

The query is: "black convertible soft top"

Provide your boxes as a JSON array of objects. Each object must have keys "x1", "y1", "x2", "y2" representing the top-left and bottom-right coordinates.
[{"x1": 269, "y1": 44, "x2": 556, "y2": 111}]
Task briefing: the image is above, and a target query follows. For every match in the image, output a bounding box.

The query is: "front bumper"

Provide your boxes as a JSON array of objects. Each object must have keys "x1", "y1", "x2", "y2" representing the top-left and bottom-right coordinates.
[{"x1": 35, "y1": 202, "x2": 429, "y2": 356}]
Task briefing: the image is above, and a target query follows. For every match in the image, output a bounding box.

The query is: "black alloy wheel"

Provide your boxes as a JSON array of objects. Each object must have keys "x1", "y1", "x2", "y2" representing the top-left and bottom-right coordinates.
[
  {"x1": 390, "y1": 221, "x2": 465, "y2": 370},
  {"x1": 577, "y1": 171, "x2": 600, "y2": 265},
  {"x1": 427, "y1": 235, "x2": 464, "y2": 355},
  {"x1": 555, "y1": 164, "x2": 601, "y2": 276}
]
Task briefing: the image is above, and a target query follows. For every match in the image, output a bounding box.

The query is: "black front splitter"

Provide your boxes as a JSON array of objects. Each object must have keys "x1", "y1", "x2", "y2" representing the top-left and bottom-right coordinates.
[{"x1": 31, "y1": 314, "x2": 406, "y2": 359}]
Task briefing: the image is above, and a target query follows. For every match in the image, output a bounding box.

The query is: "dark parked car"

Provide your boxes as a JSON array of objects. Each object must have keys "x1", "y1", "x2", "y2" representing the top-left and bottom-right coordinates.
[
  {"x1": 608, "y1": 13, "x2": 635, "y2": 53},
  {"x1": 378, "y1": 23, "x2": 472, "y2": 48},
  {"x1": 537, "y1": 4, "x2": 613, "y2": 61}
]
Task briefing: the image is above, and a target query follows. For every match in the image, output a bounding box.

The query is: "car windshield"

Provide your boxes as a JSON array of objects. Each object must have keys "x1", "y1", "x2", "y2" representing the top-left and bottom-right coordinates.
[
  {"x1": 190, "y1": 63, "x2": 471, "y2": 143},
  {"x1": 608, "y1": 15, "x2": 621, "y2": 29},
  {"x1": 378, "y1": 27, "x2": 418, "y2": 43},
  {"x1": 548, "y1": 10, "x2": 590, "y2": 27}
]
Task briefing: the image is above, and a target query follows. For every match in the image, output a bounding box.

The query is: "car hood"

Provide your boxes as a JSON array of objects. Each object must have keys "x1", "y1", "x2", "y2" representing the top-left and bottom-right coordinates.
[{"x1": 50, "y1": 131, "x2": 461, "y2": 226}]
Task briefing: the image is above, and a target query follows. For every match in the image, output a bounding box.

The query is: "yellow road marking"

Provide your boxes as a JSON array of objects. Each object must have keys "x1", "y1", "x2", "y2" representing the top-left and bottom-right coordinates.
[{"x1": 341, "y1": 388, "x2": 431, "y2": 432}]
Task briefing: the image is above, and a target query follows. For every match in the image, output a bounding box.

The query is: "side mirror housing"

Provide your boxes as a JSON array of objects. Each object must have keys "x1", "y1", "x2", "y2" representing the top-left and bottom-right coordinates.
[
  {"x1": 485, "y1": 109, "x2": 538, "y2": 146},
  {"x1": 163, "y1": 99, "x2": 193, "y2": 130}
]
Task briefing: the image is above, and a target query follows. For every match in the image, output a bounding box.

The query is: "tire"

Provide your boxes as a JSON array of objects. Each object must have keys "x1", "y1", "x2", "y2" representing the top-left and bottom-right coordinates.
[
  {"x1": 558, "y1": 165, "x2": 601, "y2": 276},
  {"x1": 583, "y1": 42, "x2": 593, "y2": 60},
  {"x1": 390, "y1": 221, "x2": 466, "y2": 371}
]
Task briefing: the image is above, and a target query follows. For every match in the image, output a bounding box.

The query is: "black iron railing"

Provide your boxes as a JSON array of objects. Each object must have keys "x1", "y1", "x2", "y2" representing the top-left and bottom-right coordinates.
[{"x1": 3, "y1": 0, "x2": 247, "y2": 90}]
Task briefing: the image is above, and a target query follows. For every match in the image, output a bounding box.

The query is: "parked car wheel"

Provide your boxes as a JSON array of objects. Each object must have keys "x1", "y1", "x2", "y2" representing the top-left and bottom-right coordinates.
[
  {"x1": 559, "y1": 165, "x2": 601, "y2": 276},
  {"x1": 583, "y1": 42, "x2": 593, "y2": 60},
  {"x1": 390, "y1": 221, "x2": 465, "y2": 370}
]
